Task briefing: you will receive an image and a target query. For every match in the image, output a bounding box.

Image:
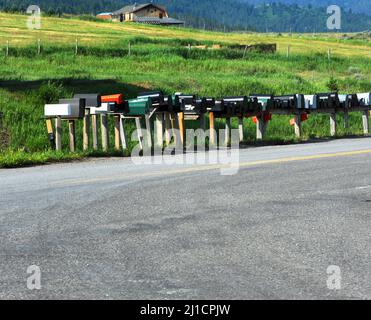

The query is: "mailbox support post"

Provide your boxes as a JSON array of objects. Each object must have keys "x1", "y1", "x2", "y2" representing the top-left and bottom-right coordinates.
[
  {"x1": 55, "y1": 116, "x2": 62, "y2": 151},
  {"x1": 155, "y1": 113, "x2": 164, "y2": 148},
  {"x1": 114, "y1": 115, "x2": 121, "y2": 151},
  {"x1": 171, "y1": 113, "x2": 181, "y2": 147},
  {"x1": 225, "y1": 117, "x2": 231, "y2": 146},
  {"x1": 101, "y1": 114, "x2": 109, "y2": 152},
  {"x1": 83, "y1": 109, "x2": 90, "y2": 151},
  {"x1": 330, "y1": 113, "x2": 337, "y2": 137},
  {"x1": 91, "y1": 114, "x2": 98, "y2": 150},
  {"x1": 135, "y1": 117, "x2": 144, "y2": 152},
  {"x1": 209, "y1": 112, "x2": 216, "y2": 146},
  {"x1": 294, "y1": 114, "x2": 302, "y2": 138},
  {"x1": 256, "y1": 117, "x2": 265, "y2": 140},
  {"x1": 238, "y1": 117, "x2": 244, "y2": 142},
  {"x1": 362, "y1": 110, "x2": 369, "y2": 135},
  {"x1": 119, "y1": 116, "x2": 128, "y2": 150},
  {"x1": 164, "y1": 112, "x2": 172, "y2": 145},
  {"x1": 178, "y1": 112, "x2": 185, "y2": 148},
  {"x1": 45, "y1": 118, "x2": 55, "y2": 149},
  {"x1": 68, "y1": 120, "x2": 76, "y2": 152},
  {"x1": 344, "y1": 111, "x2": 349, "y2": 129},
  {"x1": 145, "y1": 114, "x2": 153, "y2": 151}
]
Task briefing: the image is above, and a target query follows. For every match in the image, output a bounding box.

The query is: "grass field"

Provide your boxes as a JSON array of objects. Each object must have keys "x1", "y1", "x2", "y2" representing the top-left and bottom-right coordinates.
[{"x1": 0, "y1": 12, "x2": 370, "y2": 167}]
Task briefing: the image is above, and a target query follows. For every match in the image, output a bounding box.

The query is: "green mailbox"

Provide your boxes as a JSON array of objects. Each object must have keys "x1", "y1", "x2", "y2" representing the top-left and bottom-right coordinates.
[{"x1": 127, "y1": 98, "x2": 152, "y2": 116}]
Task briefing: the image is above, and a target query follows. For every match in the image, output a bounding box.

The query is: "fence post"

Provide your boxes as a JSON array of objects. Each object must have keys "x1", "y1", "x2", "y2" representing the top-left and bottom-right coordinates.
[
  {"x1": 91, "y1": 114, "x2": 98, "y2": 150},
  {"x1": 68, "y1": 120, "x2": 76, "y2": 152},
  {"x1": 238, "y1": 117, "x2": 244, "y2": 142},
  {"x1": 362, "y1": 111, "x2": 369, "y2": 135},
  {"x1": 209, "y1": 112, "x2": 216, "y2": 145},
  {"x1": 135, "y1": 117, "x2": 144, "y2": 152},
  {"x1": 155, "y1": 113, "x2": 164, "y2": 148},
  {"x1": 114, "y1": 115, "x2": 121, "y2": 151},
  {"x1": 83, "y1": 110, "x2": 90, "y2": 151},
  {"x1": 330, "y1": 113, "x2": 337, "y2": 137},
  {"x1": 101, "y1": 114, "x2": 109, "y2": 152},
  {"x1": 75, "y1": 38, "x2": 78, "y2": 55},
  {"x1": 119, "y1": 116, "x2": 128, "y2": 150},
  {"x1": 256, "y1": 117, "x2": 265, "y2": 140},
  {"x1": 225, "y1": 117, "x2": 231, "y2": 146},
  {"x1": 164, "y1": 112, "x2": 172, "y2": 145},
  {"x1": 294, "y1": 114, "x2": 302, "y2": 138},
  {"x1": 55, "y1": 116, "x2": 62, "y2": 151}
]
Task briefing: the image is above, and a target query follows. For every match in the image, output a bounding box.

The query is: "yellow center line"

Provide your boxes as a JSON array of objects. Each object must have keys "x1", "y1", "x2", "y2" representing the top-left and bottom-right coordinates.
[{"x1": 49, "y1": 148, "x2": 371, "y2": 187}]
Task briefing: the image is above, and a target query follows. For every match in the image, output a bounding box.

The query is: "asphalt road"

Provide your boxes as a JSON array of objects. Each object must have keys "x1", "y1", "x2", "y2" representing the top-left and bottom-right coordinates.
[{"x1": 1, "y1": 137, "x2": 371, "y2": 300}]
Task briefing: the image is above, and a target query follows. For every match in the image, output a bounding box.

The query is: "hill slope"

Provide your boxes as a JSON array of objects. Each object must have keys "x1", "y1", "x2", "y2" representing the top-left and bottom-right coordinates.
[{"x1": 0, "y1": 0, "x2": 370, "y2": 32}]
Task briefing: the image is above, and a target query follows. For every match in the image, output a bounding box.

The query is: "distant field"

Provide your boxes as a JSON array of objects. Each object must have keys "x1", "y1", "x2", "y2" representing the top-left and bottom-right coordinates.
[{"x1": 0, "y1": 12, "x2": 370, "y2": 167}]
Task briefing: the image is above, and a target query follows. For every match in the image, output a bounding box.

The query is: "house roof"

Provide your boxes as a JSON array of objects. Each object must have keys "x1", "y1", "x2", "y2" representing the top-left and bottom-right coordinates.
[{"x1": 113, "y1": 3, "x2": 167, "y2": 15}]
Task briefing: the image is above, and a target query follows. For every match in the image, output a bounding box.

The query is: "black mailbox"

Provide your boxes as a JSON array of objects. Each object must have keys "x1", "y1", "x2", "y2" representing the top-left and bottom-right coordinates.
[
  {"x1": 338, "y1": 94, "x2": 358, "y2": 109},
  {"x1": 250, "y1": 94, "x2": 274, "y2": 112},
  {"x1": 73, "y1": 94, "x2": 101, "y2": 108},
  {"x1": 274, "y1": 94, "x2": 305, "y2": 110},
  {"x1": 316, "y1": 93, "x2": 340, "y2": 109},
  {"x1": 59, "y1": 98, "x2": 86, "y2": 118}
]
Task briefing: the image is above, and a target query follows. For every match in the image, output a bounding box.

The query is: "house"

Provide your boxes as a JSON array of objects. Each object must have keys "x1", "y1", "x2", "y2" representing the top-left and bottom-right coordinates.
[{"x1": 97, "y1": 3, "x2": 184, "y2": 26}]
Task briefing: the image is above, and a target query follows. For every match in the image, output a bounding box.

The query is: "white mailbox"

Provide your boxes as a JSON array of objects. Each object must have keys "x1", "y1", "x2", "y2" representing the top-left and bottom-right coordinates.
[
  {"x1": 304, "y1": 95, "x2": 318, "y2": 109},
  {"x1": 357, "y1": 93, "x2": 371, "y2": 106},
  {"x1": 90, "y1": 103, "x2": 115, "y2": 115},
  {"x1": 44, "y1": 104, "x2": 72, "y2": 117}
]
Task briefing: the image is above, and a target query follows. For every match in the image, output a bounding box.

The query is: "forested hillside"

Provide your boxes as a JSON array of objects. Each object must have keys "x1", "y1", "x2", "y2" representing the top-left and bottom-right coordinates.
[
  {"x1": 241, "y1": 0, "x2": 371, "y2": 16},
  {"x1": 0, "y1": 0, "x2": 370, "y2": 32}
]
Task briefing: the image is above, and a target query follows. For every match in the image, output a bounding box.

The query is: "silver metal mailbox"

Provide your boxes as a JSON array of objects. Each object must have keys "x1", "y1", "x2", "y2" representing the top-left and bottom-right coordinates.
[
  {"x1": 357, "y1": 93, "x2": 371, "y2": 106},
  {"x1": 59, "y1": 98, "x2": 86, "y2": 118}
]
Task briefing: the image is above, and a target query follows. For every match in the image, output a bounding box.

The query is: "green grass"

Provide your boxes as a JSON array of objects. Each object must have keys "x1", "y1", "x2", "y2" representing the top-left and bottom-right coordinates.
[{"x1": 0, "y1": 13, "x2": 370, "y2": 168}]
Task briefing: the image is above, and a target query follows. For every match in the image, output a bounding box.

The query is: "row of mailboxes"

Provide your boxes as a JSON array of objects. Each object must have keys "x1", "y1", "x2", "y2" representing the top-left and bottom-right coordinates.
[{"x1": 44, "y1": 91, "x2": 371, "y2": 119}]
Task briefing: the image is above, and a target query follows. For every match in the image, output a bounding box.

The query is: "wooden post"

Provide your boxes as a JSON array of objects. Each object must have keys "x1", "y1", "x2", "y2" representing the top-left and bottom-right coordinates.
[
  {"x1": 178, "y1": 112, "x2": 185, "y2": 146},
  {"x1": 209, "y1": 112, "x2": 215, "y2": 145},
  {"x1": 287, "y1": 45, "x2": 291, "y2": 58},
  {"x1": 238, "y1": 117, "x2": 244, "y2": 142},
  {"x1": 327, "y1": 48, "x2": 331, "y2": 61},
  {"x1": 294, "y1": 114, "x2": 302, "y2": 138},
  {"x1": 155, "y1": 113, "x2": 164, "y2": 147},
  {"x1": 119, "y1": 116, "x2": 128, "y2": 150},
  {"x1": 91, "y1": 114, "x2": 98, "y2": 150},
  {"x1": 68, "y1": 120, "x2": 76, "y2": 152},
  {"x1": 362, "y1": 110, "x2": 369, "y2": 135},
  {"x1": 171, "y1": 113, "x2": 180, "y2": 146},
  {"x1": 330, "y1": 113, "x2": 337, "y2": 137},
  {"x1": 114, "y1": 115, "x2": 121, "y2": 151},
  {"x1": 135, "y1": 117, "x2": 144, "y2": 151},
  {"x1": 164, "y1": 112, "x2": 172, "y2": 145},
  {"x1": 37, "y1": 38, "x2": 41, "y2": 55},
  {"x1": 225, "y1": 117, "x2": 231, "y2": 146},
  {"x1": 6, "y1": 40, "x2": 9, "y2": 57},
  {"x1": 45, "y1": 118, "x2": 55, "y2": 149},
  {"x1": 145, "y1": 114, "x2": 153, "y2": 150},
  {"x1": 83, "y1": 110, "x2": 90, "y2": 151},
  {"x1": 55, "y1": 116, "x2": 62, "y2": 151},
  {"x1": 128, "y1": 41, "x2": 131, "y2": 56},
  {"x1": 75, "y1": 38, "x2": 78, "y2": 55},
  {"x1": 101, "y1": 114, "x2": 109, "y2": 152},
  {"x1": 256, "y1": 117, "x2": 265, "y2": 140}
]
